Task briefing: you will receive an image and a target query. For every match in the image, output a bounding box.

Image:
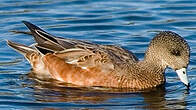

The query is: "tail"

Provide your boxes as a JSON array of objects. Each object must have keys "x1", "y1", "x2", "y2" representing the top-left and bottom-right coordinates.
[
  {"x1": 22, "y1": 21, "x2": 64, "y2": 51},
  {"x1": 7, "y1": 40, "x2": 50, "y2": 76},
  {"x1": 7, "y1": 40, "x2": 36, "y2": 56}
]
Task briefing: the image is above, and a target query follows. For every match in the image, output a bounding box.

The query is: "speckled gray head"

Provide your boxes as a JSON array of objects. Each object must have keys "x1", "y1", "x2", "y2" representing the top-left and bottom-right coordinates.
[{"x1": 145, "y1": 31, "x2": 190, "y2": 88}]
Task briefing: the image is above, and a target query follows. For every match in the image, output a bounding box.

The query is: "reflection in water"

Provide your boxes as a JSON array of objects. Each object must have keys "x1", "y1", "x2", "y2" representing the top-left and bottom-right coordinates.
[
  {"x1": 141, "y1": 86, "x2": 188, "y2": 110},
  {"x1": 141, "y1": 87, "x2": 168, "y2": 109},
  {"x1": 23, "y1": 72, "x2": 188, "y2": 109}
]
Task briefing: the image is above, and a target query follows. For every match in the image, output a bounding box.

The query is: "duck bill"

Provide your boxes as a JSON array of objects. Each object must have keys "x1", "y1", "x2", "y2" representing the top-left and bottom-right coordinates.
[{"x1": 176, "y1": 68, "x2": 190, "y2": 88}]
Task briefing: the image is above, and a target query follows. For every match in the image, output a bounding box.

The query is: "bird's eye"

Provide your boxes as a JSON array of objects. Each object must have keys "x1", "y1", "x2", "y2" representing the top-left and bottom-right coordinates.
[{"x1": 171, "y1": 49, "x2": 181, "y2": 56}]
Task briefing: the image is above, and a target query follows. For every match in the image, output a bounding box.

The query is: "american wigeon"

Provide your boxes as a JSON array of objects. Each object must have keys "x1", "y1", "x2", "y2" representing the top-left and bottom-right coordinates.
[{"x1": 7, "y1": 21, "x2": 190, "y2": 90}]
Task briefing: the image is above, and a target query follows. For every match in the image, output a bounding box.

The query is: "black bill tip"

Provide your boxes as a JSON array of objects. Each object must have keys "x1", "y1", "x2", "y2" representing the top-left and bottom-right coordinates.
[{"x1": 185, "y1": 83, "x2": 190, "y2": 90}]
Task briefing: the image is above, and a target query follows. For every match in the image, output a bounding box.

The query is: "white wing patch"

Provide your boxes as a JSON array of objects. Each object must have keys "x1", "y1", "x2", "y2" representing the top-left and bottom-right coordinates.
[
  {"x1": 66, "y1": 59, "x2": 79, "y2": 64},
  {"x1": 66, "y1": 59, "x2": 88, "y2": 70},
  {"x1": 81, "y1": 66, "x2": 88, "y2": 70}
]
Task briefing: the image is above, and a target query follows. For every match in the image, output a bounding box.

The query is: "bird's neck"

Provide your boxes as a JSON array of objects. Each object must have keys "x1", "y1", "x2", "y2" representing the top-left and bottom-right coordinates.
[
  {"x1": 144, "y1": 45, "x2": 168, "y2": 69},
  {"x1": 122, "y1": 59, "x2": 166, "y2": 89}
]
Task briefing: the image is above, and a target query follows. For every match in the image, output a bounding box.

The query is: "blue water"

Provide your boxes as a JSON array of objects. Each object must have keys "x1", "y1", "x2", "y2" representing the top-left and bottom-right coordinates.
[{"x1": 0, "y1": 0, "x2": 196, "y2": 109}]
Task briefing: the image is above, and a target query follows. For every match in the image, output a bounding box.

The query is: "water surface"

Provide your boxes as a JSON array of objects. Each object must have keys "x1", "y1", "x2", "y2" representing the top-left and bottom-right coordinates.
[{"x1": 0, "y1": 0, "x2": 196, "y2": 109}]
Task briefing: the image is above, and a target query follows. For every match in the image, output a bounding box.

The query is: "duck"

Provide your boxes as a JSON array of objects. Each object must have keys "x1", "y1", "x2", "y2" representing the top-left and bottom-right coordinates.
[{"x1": 7, "y1": 21, "x2": 190, "y2": 90}]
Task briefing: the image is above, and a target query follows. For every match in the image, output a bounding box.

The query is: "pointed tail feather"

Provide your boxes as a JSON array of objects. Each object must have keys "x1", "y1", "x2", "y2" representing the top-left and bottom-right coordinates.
[
  {"x1": 22, "y1": 21, "x2": 65, "y2": 51},
  {"x1": 7, "y1": 40, "x2": 36, "y2": 55},
  {"x1": 22, "y1": 21, "x2": 47, "y2": 44}
]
